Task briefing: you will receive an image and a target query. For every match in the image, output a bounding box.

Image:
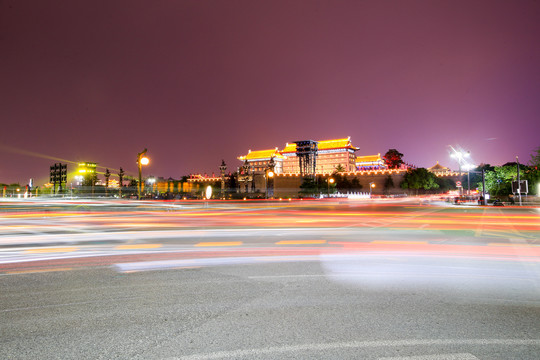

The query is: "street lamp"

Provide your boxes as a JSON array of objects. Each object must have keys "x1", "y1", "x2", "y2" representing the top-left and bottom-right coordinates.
[
  {"x1": 327, "y1": 178, "x2": 334, "y2": 197},
  {"x1": 449, "y1": 145, "x2": 470, "y2": 176},
  {"x1": 462, "y1": 163, "x2": 475, "y2": 195},
  {"x1": 265, "y1": 170, "x2": 274, "y2": 199},
  {"x1": 369, "y1": 182, "x2": 375, "y2": 198},
  {"x1": 137, "y1": 148, "x2": 149, "y2": 200},
  {"x1": 449, "y1": 146, "x2": 472, "y2": 196}
]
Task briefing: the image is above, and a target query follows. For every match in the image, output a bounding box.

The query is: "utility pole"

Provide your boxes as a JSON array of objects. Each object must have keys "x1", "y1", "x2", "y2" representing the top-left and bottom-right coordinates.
[
  {"x1": 118, "y1": 168, "x2": 124, "y2": 198},
  {"x1": 516, "y1": 156, "x2": 522, "y2": 206},
  {"x1": 220, "y1": 160, "x2": 227, "y2": 198},
  {"x1": 105, "y1": 169, "x2": 110, "y2": 197},
  {"x1": 137, "y1": 149, "x2": 149, "y2": 200},
  {"x1": 481, "y1": 169, "x2": 486, "y2": 205}
]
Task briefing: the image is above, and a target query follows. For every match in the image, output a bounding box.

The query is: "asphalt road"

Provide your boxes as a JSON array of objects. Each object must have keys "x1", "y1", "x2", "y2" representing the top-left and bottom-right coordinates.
[{"x1": 1, "y1": 198, "x2": 539, "y2": 359}]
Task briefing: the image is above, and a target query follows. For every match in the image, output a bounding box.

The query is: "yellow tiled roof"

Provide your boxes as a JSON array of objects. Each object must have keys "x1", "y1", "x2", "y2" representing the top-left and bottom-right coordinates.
[
  {"x1": 281, "y1": 143, "x2": 297, "y2": 153},
  {"x1": 428, "y1": 161, "x2": 449, "y2": 171},
  {"x1": 318, "y1": 138, "x2": 358, "y2": 150},
  {"x1": 281, "y1": 137, "x2": 358, "y2": 153},
  {"x1": 356, "y1": 154, "x2": 382, "y2": 163},
  {"x1": 238, "y1": 148, "x2": 284, "y2": 161}
]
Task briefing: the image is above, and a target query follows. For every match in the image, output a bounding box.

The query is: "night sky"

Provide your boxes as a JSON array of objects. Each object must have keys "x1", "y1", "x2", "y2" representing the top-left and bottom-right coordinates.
[{"x1": 1, "y1": 0, "x2": 539, "y2": 184}]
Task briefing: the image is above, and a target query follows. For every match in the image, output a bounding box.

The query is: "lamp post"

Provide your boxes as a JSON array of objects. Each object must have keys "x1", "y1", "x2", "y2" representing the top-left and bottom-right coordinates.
[
  {"x1": 450, "y1": 147, "x2": 470, "y2": 176},
  {"x1": 449, "y1": 146, "x2": 471, "y2": 195},
  {"x1": 220, "y1": 160, "x2": 227, "y2": 198},
  {"x1": 516, "y1": 156, "x2": 522, "y2": 206},
  {"x1": 327, "y1": 178, "x2": 334, "y2": 197},
  {"x1": 463, "y1": 163, "x2": 475, "y2": 196},
  {"x1": 369, "y1": 182, "x2": 375, "y2": 198},
  {"x1": 137, "y1": 148, "x2": 149, "y2": 200},
  {"x1": 265, "y1": 170, "x2": 274, "y2": 199}
]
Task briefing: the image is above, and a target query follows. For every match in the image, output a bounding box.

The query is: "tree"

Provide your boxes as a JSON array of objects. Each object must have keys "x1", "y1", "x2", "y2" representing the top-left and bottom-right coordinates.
[
  {"x1": 118, "y1": 167, "x2": 125, "y2": 197},
  {"x1": 530, "y1": 146, "x2": 540, "y2": 168},
  {"x1": 479, "y1": 162, "x2": 539, "y2": 196},
  {"x1": 334, "y1": 164, "x2": 346, "y2": 173},
  {"x1": 104, "y1": 169, "x2": 110, "y2": 196},
  {"x1": 126, "y1": 178, "x2": 138, "y2": 197},
  {"x1": 434, "y1": 177, "x2": 456, "y2": 192},
  {"x1": 383, "y1": 175, "x2": 394, "y2": 194},
  {"x1": 299, "y1": 178, "x2": 320, "y2": 196},
  {"x1": 383, "y1": 149, "x2": 404, "y2": 169},
  {"x1": 350, "y1": 178, "x2": 362, "y2": 191},
  {"x1": 400, "y1": 168, "x2": 439, "y2": 194},
  {"x1": 118, "y1": 168, "x2": 125, "y2": 186},
  {"x1": 225, "y1": 173, "x2": 238, "y2": 194},
  {"x1": 180, "y1": 175, "x2": 189, "y2": 194}
]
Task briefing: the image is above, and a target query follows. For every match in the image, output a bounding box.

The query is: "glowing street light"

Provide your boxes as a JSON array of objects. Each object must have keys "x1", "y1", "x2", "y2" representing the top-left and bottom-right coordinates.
[
  {"x1": 137, "y1": 148, "x2": 149, "y2": 200},
  {"x1": 327, "y1": 177, "x2": 335, "y2": 197},
  {"x1": 265, "y1": 170, "x2": 274, "y2": 199},
  {"x1": 369, "y1": 182, "x2": 375, "y2": 198},
  {"x1": 462, "y1": 163, "x2": 475, "y2": 195},
  {"x1": 449, "y1": 145, "x2": 470, "y2": 176}
]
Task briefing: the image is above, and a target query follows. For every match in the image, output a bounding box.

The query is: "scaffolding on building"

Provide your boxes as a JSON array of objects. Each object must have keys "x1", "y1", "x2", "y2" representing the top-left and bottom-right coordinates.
[{"x1": 294, "y1": 140, "x2": 318, "y2": 178}]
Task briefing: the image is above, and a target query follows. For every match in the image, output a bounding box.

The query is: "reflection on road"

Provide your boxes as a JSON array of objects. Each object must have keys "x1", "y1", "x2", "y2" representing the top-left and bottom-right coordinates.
[
  {"x1": 1, "y1": 198, "x2": 540, "y2": 359},
  {"x1": 1, "y1": 198, "x2": 538, "y2": 283}
]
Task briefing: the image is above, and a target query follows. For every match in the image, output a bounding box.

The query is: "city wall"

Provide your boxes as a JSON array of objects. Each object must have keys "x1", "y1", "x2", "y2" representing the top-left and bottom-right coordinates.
[
  {"x1": 269, "y1": 170, "x2": 409, "y2": 197},
  {"x1": 186, "y1": 170, "x2": 464, "y2": 198}
]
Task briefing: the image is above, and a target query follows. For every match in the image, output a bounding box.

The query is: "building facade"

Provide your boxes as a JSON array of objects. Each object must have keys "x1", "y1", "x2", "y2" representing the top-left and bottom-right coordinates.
[
  {"x1": 427, "y1": 161, "x2": 451, "y2": 174},
  {"x1": 239, "y1": 137, "x2": 359, "y2": 175},
  {"x1": 356, "y1": 153, "x2": 387, "y2": 171},
  {"x1": 237, "y1": 148, "x2": 284, "y2": 174}
]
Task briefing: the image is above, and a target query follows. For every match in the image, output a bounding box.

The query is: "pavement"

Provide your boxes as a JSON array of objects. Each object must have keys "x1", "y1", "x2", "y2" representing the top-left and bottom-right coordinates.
[{"x1": 1, "y1": 199, "x2": 539, "y2": 359}]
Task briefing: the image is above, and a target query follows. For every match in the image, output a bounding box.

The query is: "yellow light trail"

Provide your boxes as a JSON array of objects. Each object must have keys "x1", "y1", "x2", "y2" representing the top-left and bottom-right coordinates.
[
  {"x1": 5, "y1": 267, "x2": 73, "y2": 275},
  {"x1": 371, "y1": 240, "x2": 428, "y2": 245},
  {"x1": 115, "y1": 244, "x2": 163, "y2": 250},
  {"x1": 276, "y1": 240, "x2": 327, "y2": 245},
  {"x1": 24, "y1": 247, "x2": 78, "y2": 254},
  {"x1": 195, "y1": 242, "x2": 243, "y2": 247}
]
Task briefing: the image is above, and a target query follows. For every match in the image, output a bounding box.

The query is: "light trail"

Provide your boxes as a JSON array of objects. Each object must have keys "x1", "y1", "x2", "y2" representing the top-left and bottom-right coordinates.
[{"x1": 0, "y1": 199, "x2": 538, "y2": 275}]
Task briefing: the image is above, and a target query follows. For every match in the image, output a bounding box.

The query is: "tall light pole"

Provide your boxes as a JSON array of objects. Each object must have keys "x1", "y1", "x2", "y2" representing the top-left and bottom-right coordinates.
[
  {"x1": 449, "y1": 145, "x2": 470, "y2": 176},
  {"x1": 327, "y1": 177, "x2": 334, "y2": 197},
  {"x1": 137, "y1": 149, "x2": 149, "y2": 200},
  {"x1": 265, "y1": 170, "x2": 274, "y2": 199},
  {"x1": 369, "y1": 182, "x2": 375, "y2": 198},
  {"x1": 220, "y1": 160, "x2": 227, "y2": 198},
  {"x1": 450, "y1": 146, "x2": 472, "y2": 195},
  {"x1": 463, "y1": 163, "x2": 475, "y2": 196},
  {"x1": 516, "y1": 156, "x2": 522, "y2": 206}
]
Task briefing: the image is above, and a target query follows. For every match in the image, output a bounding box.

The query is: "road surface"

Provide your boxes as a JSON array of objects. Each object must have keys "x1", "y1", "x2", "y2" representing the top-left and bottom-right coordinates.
[{"x1": 1, "y1": 198, "x2": 539, "y2": 359}]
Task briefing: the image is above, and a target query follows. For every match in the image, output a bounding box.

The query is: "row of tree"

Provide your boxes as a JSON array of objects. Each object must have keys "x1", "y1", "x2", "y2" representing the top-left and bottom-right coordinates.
[{"x1": 399, "y1": 147, "x2": 540, "y2": 196}]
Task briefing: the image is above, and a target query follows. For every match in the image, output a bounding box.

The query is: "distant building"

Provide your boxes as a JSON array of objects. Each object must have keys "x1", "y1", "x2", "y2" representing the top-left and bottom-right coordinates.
[
  {"x1": 76, "y1": 162, "x2": 97, "y2": 186},
  {"x1": 281, "y1": 138, "x2": 358, "y2": 173},
  {"x1": 356, "y1": 153, "x2": 387, "y2": 171},
  {"x1": 427, "y1": 161, "x2": 451, "y2": 174},
  {"x1": 237, "y1": 148, "x2": 284, "y2": 174},
  {"x1": 238, "y1": 137, "x2": 359, "y2": 175}
]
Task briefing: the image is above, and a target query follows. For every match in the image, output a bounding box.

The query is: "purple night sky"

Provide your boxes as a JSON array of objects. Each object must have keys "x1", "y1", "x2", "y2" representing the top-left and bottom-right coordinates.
[{"x1": 1, "y1": 0, "x2": 539, "y2": 184}]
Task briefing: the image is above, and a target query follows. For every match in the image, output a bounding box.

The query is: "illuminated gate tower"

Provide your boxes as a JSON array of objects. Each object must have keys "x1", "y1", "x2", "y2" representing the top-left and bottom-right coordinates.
[
  {"x1": 281, "y1": 137, "x2": 358, "y2": 174},
  {"x1": 237, "y1": 148, "x2": 284, "y2": 174},
  {"x1": 239, "y1": 137, "x2": 359, "y2": 176},
  {"x1": 294, "y1": 140, "x2": 318, "y2": 178}
]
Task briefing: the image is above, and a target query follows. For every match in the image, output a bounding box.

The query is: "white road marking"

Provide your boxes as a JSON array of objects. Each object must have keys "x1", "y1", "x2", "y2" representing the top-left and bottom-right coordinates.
[
  {"x1": 170, "y1": 339, "x2": 540, "y2": 360},
  {"x1": 378, "y1": 353, "x2": 479, "y2": 359}
]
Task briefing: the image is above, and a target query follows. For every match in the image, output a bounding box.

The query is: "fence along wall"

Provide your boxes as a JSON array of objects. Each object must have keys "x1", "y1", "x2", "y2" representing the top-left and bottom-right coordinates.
[{"x1": 272, "y1": 170, "x2": 408, "y2": 198}]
